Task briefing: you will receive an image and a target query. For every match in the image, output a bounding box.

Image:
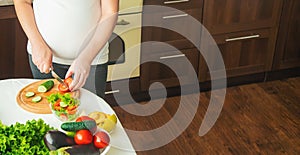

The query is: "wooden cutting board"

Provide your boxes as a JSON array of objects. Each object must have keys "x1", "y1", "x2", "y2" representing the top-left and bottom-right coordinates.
[{"x1": 16, "y1": 79, "x2": 80, "y2": 114}]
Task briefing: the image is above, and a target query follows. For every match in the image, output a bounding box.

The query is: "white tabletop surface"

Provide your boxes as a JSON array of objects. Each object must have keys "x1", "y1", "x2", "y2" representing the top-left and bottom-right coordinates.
[{"x1": 0, "y1": 78, "x2": 136, "y2": 155}]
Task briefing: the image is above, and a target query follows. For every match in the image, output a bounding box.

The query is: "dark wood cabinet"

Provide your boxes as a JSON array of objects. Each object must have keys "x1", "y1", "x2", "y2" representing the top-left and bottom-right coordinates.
[
  {"x1": 273, "y1": 0, "x2": 300, "y2": 70},
  {"x1": 203, "y1": 0, "x2": 283, "y2": 35},
  {"x1": 141, "y1": 48, "x2": 199, "y2": 90},
  {"x1": 199, "y1": 0, "x2": 283, "y2": 82},
  {"x1": 142, "y1": 8, "x2": 202, "y2": 51},
  {"x1": 141, "y1": 0, "x2": 203, "y2": 90},
  {"x1": 0, "y1": 18, "x2": 15, "y2": 79},
  {"x1": 0, "y1": 6, "x2": 32, "y2": 79},
  {"x1": 199, "y1": 28, "x2": 277, "y2": 81}
]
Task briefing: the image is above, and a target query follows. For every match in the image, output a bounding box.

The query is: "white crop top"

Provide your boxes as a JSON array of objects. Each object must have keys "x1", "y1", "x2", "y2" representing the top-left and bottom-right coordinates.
[{"x1": 27, "y1": 0, "x2": 109, "y2": 65}]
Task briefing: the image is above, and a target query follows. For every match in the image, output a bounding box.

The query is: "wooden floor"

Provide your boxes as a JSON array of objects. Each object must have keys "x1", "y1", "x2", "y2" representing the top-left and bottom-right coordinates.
[{"x1": 113, "y1": 77, "x2": 300, "y2": 155}]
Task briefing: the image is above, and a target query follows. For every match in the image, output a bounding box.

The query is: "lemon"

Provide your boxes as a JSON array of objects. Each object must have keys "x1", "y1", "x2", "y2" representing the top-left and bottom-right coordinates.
[
  {"x1": 107, "y1": 114, "x2": 117, "y2": 124},
  {"x1": 99, "y1": 119, "x2": 116, "y2": 133}
]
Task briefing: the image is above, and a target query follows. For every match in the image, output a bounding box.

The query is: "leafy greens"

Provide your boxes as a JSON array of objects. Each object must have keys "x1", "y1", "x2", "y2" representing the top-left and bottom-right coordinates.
[{"x1": 0, "y1": 119, "x2": 54, "y2": 155}]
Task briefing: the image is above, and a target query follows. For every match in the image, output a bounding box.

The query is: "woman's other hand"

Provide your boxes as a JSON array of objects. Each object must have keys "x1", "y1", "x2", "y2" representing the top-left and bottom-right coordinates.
[
  {"x1": 65, "y1": 58, "x2": 91, "y2": 91},
  {"x1": 64, "y1": 0, "x2": 118, "y2": 92}
]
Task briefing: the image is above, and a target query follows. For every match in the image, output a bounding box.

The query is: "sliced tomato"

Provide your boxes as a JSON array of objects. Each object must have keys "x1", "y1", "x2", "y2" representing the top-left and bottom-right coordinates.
[
  {"x1": 58, "y1": 83, "x2": 70, "y2": 92},
  {"x1": 54, "y1": 105, "x2": 61, "y2": 111},
  {"x1": 74, "y1": 130, "x2": 93, "y2": 145},
  {"x1": 54, "y1": 100, "x2": 60, "y2": 107},
  {"x1": 58, "y1": 77, "x2": 73, "y2": 93},
  {"x1": 64, "y1": 77, "x2": 73, "y2": 86},
  {"x1": 93, "y1": 131, "x2": 110, "y2": 149},
  {"x1": 66, "y1": 109, "x2": 76, "y2": 115},
  {"x1": 67, "y1": 105, "x2": 77, "y2": 111}
]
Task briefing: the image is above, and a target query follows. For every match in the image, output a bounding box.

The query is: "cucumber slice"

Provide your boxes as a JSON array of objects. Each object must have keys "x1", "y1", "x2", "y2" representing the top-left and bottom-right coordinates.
[
  {"x1": 32, "y1": 96, "x2": 42, "y2": 103},
  {"x1": 60, "y1": 102, "x2": 68, "y2": 108},
  {"x1": 38, "y1": 80, "x2": 54, "y2": 92},
  {"x1": 25, "y1": 92, "x2": 35, "y2": 98},
  {"x1": 38, "y1": 86, "x2": 47, "y2": 93}
]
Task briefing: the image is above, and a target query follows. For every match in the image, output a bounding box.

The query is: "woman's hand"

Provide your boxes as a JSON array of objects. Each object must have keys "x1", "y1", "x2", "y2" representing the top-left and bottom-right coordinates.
[
  {"x1": 65, "y1": 0, "x2": 118, "y2": 92},
  {"x1": 31, "y1": 42, "x2": 53, "y2": 73},
  {"x1": 65, "y1": 58, "x2": 91, "y2": 91}
]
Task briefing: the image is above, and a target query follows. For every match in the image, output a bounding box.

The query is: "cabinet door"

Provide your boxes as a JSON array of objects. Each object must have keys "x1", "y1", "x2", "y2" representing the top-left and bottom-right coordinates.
[
  {"x1": 141, "y1": 48, "x2": 199, "y2": 90},
  {"x1": 14, "y1": 19, "x2": 31, "y2": 78},
  {"x1": 203, "y1": 0, "x2": 283, "y2": 34},
  {"x1": 199, "y1": 29, "x2": 277, "y2": 81},
  {"x1": 0, "y1": 6, "x2": 31, "y2": 79},
  {"x1": 0, "y1": 19, "x2": 15, "y2": 79},
  {"x1": 273, "y1": 0, "x2": 300, "y2": 70},
  {"x1": 142, "y1": 8, "x2": 202, "y2": 51}
]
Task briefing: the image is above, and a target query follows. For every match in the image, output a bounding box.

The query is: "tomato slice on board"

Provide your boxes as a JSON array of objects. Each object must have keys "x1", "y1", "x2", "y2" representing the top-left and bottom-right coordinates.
[
  {"x1": 74, "y1": 130, "x2": 93, "y2": 145},
  {"x1": 64, "y1": 77, "x2": 73, "y2": 86},
  {"x1": 58, "y1": 83, "x2": 70, "y2": 92},
  {"x1": 57, "y1": 77, "x2": 73, "y2": 93}
]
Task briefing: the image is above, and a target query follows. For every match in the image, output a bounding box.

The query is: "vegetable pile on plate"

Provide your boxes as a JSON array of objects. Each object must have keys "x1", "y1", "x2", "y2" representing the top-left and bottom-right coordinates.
[
  {"x1": 44, "y1": 116, "x2": 111, "y2": 155},
  {"x1": 47, "y1": 93, "x2": 80, "y2": 122}
]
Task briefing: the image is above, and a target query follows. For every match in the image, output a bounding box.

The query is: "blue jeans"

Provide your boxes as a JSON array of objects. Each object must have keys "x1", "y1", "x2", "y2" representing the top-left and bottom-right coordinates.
[{"x1": 28, "y1": 54, "x2": 107, "y2": 98}]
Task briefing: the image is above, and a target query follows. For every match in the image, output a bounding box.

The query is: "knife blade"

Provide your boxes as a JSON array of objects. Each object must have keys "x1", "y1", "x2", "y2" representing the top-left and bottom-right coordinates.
[{"x1": 50, "y1": 68, "x2": 68, "y2": 87}]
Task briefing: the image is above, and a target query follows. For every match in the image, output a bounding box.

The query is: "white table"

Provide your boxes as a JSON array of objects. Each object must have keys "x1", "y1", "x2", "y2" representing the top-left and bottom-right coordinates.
[{"x1": 0, "y1": 79, "x2": 136, "y2": 155}]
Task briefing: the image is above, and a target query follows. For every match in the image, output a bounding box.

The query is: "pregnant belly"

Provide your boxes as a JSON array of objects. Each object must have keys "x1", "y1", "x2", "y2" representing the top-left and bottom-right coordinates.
[{"x1": 33, "y1": 0, "x2": 100, "y2": 59}]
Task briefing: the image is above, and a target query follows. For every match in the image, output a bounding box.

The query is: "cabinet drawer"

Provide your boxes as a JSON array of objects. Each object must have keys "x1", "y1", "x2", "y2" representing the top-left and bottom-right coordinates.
[
  {"x1": 105, "y1": 79, "x2": 140, "y2": 95},
  {"x1": 203, "y1": 0, "x2": 283, "y2": 34},
  {"x1": 143, "y1": 0, "x2": 203, "y2": 12},
  {"x1": 142, "y1": 9, "x2": 201, "y2": 51},
  {"x1": 104, "y1": 78, "x2": 140, "y2": 106},
  {"x1": 199, "y1": 28, "x2": 277, "y2": 81},
  {"x1": 141, "y1": 48, "x2": 199, "y2": 90}
]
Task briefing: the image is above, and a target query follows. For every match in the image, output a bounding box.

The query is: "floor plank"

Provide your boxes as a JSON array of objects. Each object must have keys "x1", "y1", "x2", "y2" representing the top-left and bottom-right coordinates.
[{"x1": 113, "y1": 77, "x2": 300, "y2": 155}]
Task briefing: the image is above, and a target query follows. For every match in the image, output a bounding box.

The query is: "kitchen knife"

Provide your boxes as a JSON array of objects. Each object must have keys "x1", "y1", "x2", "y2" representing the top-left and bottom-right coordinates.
[{"x1": 50, "y1": 68, "x2": 68, "y2": 87}]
